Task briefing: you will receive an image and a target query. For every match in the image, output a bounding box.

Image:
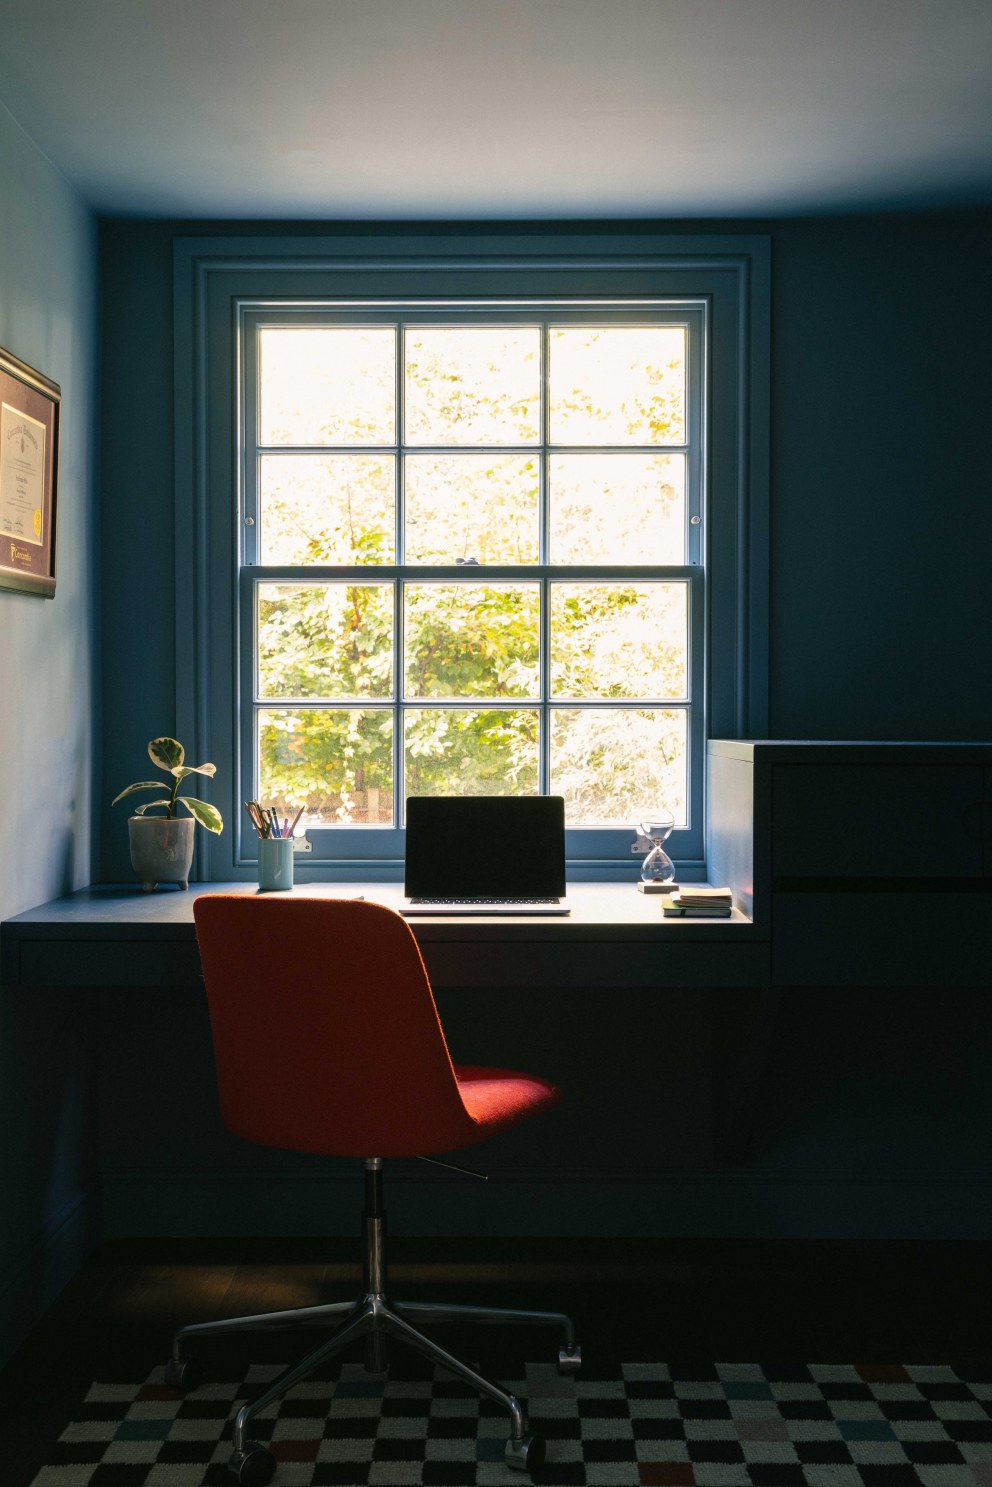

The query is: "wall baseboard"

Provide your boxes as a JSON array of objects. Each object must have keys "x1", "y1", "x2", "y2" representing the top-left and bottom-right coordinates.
[
  {"x1": 0, "y1": 1183, "x2": 101, "y2": 1369},
  {"x1": 100, "y1": 1169, "x2": 992, "y2": 1243}
]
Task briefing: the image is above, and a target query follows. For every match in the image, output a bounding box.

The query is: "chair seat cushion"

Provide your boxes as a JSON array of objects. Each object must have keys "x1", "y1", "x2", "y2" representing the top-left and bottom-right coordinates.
[{"x1": 453, "y1": 1064, "x2": 562, "y2": 1143}]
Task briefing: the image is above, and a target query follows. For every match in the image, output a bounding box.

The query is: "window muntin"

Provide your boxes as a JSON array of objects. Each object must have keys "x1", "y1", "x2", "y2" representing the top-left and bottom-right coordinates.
[
  {"x1": 404, "y1": 582, "x2": 541, "y2": 700},
  {"x1": 405, "y1": 455, "x2": 540, "y2": 565},
  {"x1": 550, "y1": 707, "x2": 689, "y2": 827},
  {"x1": 242, "y1": 304, "x2": 704, "y2": 860},
  {"x1": 258, "y1": 454, "x2": 395, "y2": 566},
  {"x1": 258, "y1": 327, "x2": 395, "y2": 445},
  {"x1": 405, "y1": 326, "x2": 541, "y2": 445},
  {"x1": 548, "y1": 326, "x2": 686, "y2": 445},
  {"x1": 548, "y1": 454, "x2": 685, "y2": 565},
  {"x1": 548, "y1": 582, "x2": 688, "y2": 702},
  {"x1": 258, "y1": 707, "x2": 394, "y2": 825},
  {"x1": 405, "y1": 707, "x2": 541, "y2": 800},
  {"x1": 257, "y1": 582, "x2": 394, "y2": 700}
]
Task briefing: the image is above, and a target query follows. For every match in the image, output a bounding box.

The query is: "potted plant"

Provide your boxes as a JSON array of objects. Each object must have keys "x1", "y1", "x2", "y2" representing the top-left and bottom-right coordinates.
[{"x1": 113, "y1": 736, "x2": 223, "y2": 891}]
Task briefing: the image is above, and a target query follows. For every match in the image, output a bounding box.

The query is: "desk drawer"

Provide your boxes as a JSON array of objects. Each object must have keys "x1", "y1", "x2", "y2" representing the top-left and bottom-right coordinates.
[
  {"x1": 772, "y1": 892, "x2": 992, "y2": 987},
  {"x1": 17, "y1": 939, "x2": 203, "y2": 987},
  {"x1": 422, "y1": 939, "x2": 769, "y2": 989},
  {"x1": 772, "y1": 764, "x2": 984, "y2": 878}
]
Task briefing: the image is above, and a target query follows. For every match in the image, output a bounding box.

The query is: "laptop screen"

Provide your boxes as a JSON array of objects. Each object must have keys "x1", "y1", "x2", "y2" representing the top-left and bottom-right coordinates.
[{"x1": 404, "y1": 796, "x2": 567, "y2": 898}]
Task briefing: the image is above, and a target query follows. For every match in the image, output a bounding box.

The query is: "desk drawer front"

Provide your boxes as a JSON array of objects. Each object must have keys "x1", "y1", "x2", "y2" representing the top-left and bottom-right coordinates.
[
  {"x1": 772, "y1": 764, "x2": 985, "y2": 879},
  {"x1": 772, "y1": 892, "x2": 992, "y2": 987},
  {"x1": 19, "y1": 940, "x2": 204, "y2": 987},
  {"x1": 422, "y1": 940, "x2": 769, "y2": 989}
]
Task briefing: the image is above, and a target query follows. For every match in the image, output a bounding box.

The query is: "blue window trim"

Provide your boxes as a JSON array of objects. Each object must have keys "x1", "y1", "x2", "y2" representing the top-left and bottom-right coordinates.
[{"x1": 173, "y1": 230, "x2": 770, "y2": 883}]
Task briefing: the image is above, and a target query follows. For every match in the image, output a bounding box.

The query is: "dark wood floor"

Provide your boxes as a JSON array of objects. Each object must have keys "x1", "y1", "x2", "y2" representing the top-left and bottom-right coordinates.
[{"x1": 2, "y1": 1236, "x2": 990, "y2": 1487}]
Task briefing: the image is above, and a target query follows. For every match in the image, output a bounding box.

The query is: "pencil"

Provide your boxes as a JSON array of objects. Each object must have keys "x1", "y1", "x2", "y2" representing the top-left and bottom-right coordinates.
[{"x1": 246, "y1": 801, "x2": 269, "y2": 837}]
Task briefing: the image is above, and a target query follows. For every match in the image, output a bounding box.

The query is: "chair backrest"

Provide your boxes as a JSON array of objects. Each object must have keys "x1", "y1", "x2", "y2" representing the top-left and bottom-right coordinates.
[{"x1": 193, "y1": 895, "x2": 476, "y2": 1158}]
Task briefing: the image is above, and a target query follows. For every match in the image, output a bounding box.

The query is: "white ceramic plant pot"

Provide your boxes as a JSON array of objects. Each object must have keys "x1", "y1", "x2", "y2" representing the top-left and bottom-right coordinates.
[{"x1": 128, "y1": 816, "x2": 195, "y2": 891}]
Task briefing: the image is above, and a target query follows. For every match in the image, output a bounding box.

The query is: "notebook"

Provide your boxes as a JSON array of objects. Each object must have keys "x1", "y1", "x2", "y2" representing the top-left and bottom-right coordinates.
[{"x1": 400, "y1": 795, "x2": 570, "y2": 915}]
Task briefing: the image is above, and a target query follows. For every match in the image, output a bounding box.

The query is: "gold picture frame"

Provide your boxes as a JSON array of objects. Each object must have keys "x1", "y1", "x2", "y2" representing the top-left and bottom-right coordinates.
[{"x1": 0, "y1": 344, "x2": 61, "y2": 598}]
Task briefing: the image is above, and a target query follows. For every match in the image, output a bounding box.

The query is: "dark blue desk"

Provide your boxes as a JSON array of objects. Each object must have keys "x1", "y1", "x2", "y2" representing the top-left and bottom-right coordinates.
[{"x1": 1, "y1": 881, "x2": 764, "y2": 990}]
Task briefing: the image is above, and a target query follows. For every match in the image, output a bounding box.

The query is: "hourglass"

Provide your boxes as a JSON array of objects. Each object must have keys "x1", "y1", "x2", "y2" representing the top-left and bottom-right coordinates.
[{"x1": 638, "y1": 812, "x2": 676, "y2": 887}]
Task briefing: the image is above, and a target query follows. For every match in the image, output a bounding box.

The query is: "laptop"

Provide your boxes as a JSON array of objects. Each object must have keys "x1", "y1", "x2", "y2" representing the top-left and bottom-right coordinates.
[{"x1": 400, "y1": 795, "x2": 570, "y2": 915}]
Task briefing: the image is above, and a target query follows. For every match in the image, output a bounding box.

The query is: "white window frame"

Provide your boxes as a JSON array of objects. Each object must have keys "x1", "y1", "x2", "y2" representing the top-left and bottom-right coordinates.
[{"x1": 173, "y1": 233, "x2": 769, "y2": 883}]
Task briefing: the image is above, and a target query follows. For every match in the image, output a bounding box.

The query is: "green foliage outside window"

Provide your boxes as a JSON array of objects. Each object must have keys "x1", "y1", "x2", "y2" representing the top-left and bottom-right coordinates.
[{"x1": 252, "y1": 322, "x2": 691, "y2": 828}]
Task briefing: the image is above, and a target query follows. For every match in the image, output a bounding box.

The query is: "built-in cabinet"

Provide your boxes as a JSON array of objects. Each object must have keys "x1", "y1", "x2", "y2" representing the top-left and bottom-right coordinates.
[
  {"x1": 708, "y1": 740, "x2": 992, "y2": 988},
  {"x1": 706, "y1": 740, "x2": 992, "y2": 1165}
]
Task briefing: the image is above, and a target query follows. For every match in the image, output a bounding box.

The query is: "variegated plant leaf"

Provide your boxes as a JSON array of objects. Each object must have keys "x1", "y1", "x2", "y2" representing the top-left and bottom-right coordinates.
[
  {"x1": 148, "y1": 736, "x2": 184, "y2": 771},
  {"x1": 112, "y1": 781, "x2": 166, "y2": 806},
  {"x1": 181, "y1": 796, "x2": 224, "y2": 833},
  {"x1": 172, "y1": 762, "x2": 217, "y2": 780},
  {"x1": 132, "y1": 800, "x2": 174, "y2": 816}
]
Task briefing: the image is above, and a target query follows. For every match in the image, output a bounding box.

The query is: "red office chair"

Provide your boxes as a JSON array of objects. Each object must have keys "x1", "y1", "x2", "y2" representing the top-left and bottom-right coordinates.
[{"x1": 166, "y1": 895, "x2": 580, "y2": 1486}]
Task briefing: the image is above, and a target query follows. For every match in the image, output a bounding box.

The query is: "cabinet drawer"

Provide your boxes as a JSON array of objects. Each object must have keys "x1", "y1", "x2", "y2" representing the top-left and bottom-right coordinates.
[
  {"x1": 17, "y1": 939, "x2": 204, "y2": 986},
  {"x1": 423, "y1": 939, "x2": 769, "y2": 989},
  {"x1": 772, "y1": 765, "x2": 984, "y2": 879},
  {"x1": 772, "y1": 891, "x2": 992, "y2": 986}
]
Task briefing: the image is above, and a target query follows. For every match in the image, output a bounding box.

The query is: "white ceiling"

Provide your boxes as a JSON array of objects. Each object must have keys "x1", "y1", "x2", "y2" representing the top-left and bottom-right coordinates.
[{"x1": 1, "y1": 0, "x2": 991, "y2": 219}]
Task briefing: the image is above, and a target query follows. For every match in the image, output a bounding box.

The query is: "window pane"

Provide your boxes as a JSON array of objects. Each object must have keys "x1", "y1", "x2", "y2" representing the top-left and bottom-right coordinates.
[
  {"x1": 259, "y1": 454, "x2": 394, "y2": 565},
  {"x1": 550, "y1": 582, "x2": 688, "y2": 700},
  {"x1": 549, "y1": 454, "x2": 685, "y2": 564},
  {"x1": 259, "y1": 708, "x2": 393, "y2": 825},
  {"x1": 405, "y1": 584, "x2": 540, "y2": 699},
  {"x1": 551, "y1": 708, "x2": 688, "y2": 826},
  {"x1": 549, "y1": 326, "x2": 686, "y2": 445},
  {"x1": 404, "y1": 709, "x2": 539, "y2": 798},
  {"x1": 259, "y1": 327, "x2": 395, "y2": 446},
  {"x1": 258, "y1": 583, "x2": 393, "y2": 699},
  {"x1": 405, "y1": 327, "x2": 540, "y2": 446},
  {"x1": 405, "y1": 455, "x2": 539, "y2": 564}
]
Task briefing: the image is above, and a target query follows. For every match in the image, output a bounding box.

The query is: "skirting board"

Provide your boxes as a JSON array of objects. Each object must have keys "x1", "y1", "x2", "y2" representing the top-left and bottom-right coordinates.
[
  {"x1": 100, "y1": 1170, "x2": 992, "y2": 1243},
  {"x1": 0, "y1": 1183, "x2": 101, "y2": 1369}
]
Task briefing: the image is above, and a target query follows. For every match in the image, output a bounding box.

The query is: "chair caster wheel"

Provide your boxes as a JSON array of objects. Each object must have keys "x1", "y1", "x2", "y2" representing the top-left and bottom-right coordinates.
[
  {"x1": 505, "y1": 1432, "x2": 546, "y2": 1472},
  {"x1": 229, "y1": 1442, "x2": 276, "y2": 1486},
  {"x1": 558, "y1": 1344, "x2": 582, "y2": 1373},
  {"x1": 164, "y1": 1356, "x2": 205, "y2": 1391}
]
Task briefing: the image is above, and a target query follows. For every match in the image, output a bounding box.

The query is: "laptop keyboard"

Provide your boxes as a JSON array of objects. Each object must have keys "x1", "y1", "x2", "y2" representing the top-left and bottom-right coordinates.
[{"x1": 410, "y1": 897, "x2": 562, "y2": 906}]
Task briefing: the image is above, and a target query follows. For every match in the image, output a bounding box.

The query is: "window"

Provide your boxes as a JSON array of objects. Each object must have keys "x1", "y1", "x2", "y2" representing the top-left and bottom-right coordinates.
[
  {"x1": 174, "y1": 234, "x2": 768, "y2": 880},
  {"x1": 240, "y1": 304, "x2": 704, "y2": 864}
]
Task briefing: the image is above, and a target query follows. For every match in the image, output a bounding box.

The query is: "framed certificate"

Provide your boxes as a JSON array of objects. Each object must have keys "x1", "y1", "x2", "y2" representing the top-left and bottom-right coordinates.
[{"x1": 0, "y1": 345, "x2": 61, "y2": 598}]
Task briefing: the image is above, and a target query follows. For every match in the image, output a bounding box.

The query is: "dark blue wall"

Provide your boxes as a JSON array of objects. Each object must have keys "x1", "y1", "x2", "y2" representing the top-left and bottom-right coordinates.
[
  {"x1": 768, "y1": 213, "x2": 992, "y2": 740},
  {"x1": 0, "y1": 106, "x2": 101, "y2": 1365},
  {"x1": 98, "y1": 212, "x2": 992, "y2": 879}
]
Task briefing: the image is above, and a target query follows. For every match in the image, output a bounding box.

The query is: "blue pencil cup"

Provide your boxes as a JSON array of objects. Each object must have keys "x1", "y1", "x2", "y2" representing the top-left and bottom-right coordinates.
[{"x1": 258, "y1": 837, "x2": 294, "y2": 892}]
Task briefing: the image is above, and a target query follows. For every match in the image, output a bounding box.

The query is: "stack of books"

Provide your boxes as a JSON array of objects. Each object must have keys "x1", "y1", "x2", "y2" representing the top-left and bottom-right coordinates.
[{"x1": 662, "y1": 887, "x2": 733, "y2": 918}]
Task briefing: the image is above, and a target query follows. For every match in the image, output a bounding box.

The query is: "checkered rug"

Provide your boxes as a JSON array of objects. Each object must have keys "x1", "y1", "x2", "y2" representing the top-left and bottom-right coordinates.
[{"x1": 30, "y1": 1360, "x2": 992, "y2": 1487}]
